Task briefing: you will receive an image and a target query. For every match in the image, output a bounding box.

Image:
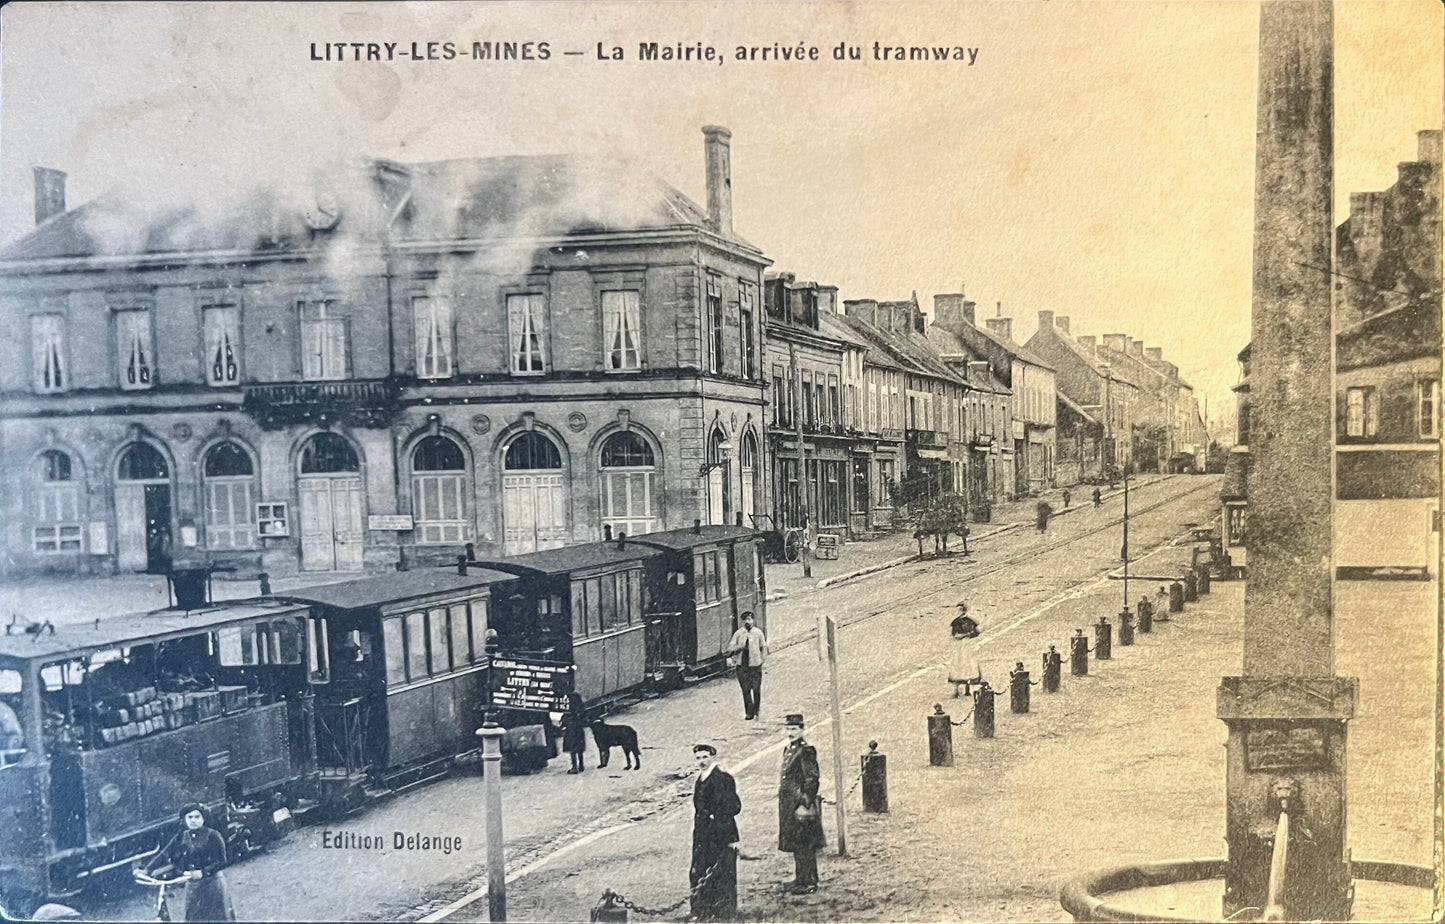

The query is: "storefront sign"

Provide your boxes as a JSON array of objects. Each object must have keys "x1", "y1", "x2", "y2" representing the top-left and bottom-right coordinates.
[{"x1": 367, "y1": 515, "x2": 414, "y2": 531}]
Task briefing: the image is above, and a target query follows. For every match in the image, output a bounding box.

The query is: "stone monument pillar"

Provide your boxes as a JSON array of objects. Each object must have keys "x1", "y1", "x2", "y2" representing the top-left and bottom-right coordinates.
[{"x1": 1216, "y1": 1, "x2": 1357, "y2": 919}]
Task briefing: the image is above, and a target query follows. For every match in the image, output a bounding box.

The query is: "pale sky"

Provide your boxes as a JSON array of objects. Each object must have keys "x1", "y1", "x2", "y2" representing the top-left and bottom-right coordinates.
[{"x1": 1, "y1": 1, "x2": 1440, "y2": 424}]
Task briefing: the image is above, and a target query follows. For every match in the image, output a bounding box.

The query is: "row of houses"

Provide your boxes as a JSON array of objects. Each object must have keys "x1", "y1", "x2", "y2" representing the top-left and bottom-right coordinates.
[
  {"x1": 1222, "y1": 129, "x2": 1442, "y2": 578},
  {"x1": 0, "y1": 126, "x2": 1208, "y2": 579}
]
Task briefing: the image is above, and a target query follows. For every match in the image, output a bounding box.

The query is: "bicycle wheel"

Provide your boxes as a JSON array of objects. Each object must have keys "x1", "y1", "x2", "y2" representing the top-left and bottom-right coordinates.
[{"x1": 783, "y1": 534, "x2": 800, "y2": 564}]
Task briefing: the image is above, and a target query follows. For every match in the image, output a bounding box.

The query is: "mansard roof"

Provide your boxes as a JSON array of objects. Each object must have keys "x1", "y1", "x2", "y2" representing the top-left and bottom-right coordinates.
[{"x1": 0, "y1": 154, "x2": 760, "y2": 263}]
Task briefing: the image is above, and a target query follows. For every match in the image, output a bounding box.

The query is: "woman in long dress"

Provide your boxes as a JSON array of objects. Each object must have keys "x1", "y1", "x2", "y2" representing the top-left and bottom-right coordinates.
[
  {"x1": 142, "y1": 803, "x2": 236, "y2": 922},
  {"x1": 947, "y1": 602, "x2": 983, "y2": 698}
]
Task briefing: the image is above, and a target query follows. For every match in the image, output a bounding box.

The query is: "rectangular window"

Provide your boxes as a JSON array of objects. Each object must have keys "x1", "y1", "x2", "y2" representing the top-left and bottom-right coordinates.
[
  {"x1": 299, "y1": 299, "x2": 348, "y2": 380},
  {"x1": 202, "y1": 303, "x2": 241, "y2": 385},
  {"x1": 1419, "y1": 379, "x2": 1440, "y2": 439},
  {"x1": 827, "y1": 376, "x2": 839, "y2": 429},
  {"x1": 707, "y1": 274, "x2": 725, "y2": 374},
  {"x1": 1346, "y1": 386, "x2": 1378, "y2": 438},
  {"x1": 31, "y1": 315, "x2": 66, "y2": 393},
  {"x1": 507, "y1": 293, "x2": 547, "y2": 374},
  {"x1": 404, "y1": 612, "x2": 427, "y2": 681},
  {"x1": 739, "y1": 283, "x2": 757, "y2": 379},
  {"x1": 115, "y1": 308, "x2": 154, "y2": 390},
  {"x1": 571, "y1": 580, "x2": 588, "y2": 637},
  {"x1": 449, "y1": 603, "x2": 472, "y2": 665},
  {"x1": 428, "y1": 607, "x2": 450, "y2": 673},
  {"x1": 412, "y1": 473, "x2": 467, "y2": 544},
  {"x1": 803, "y1": 372, "x2": 815, "y2": 428},
  {"x1": 772, "y1": 372, "x2": 785, "y2": 426},
  {"x1": 469, "y1": 601, "x2": 489, "y2": 658},
  {"x1": 33, "y1": 524, "x2": 82, "y2": 553},
  {"x1": 599, "y1": 574, "x2": 618, "y2": 630},
  {"x1": 600, "y1": 289, "x2": 642, "y2": 371},
  {"x1": 205, "y1": 479, "x2": 255, "y2": 549},
  {"x1": 413, "y1": 295, "x2": 454, "y2": 379},
  {"x1": 585, "y1": 577, "x2": 602, "y2": 634},
  {"x1": 383, "y1": 618, "x2": 407, "y2": 686}
]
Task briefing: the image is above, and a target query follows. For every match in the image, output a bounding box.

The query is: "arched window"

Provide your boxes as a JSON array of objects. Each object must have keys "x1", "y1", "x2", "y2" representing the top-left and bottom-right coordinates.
[
  {"x1": 299, "y1": 433, "x2": 359, "y2": 474},
  {"x1": 203, "y1": 441, "x2": 256, "y2": 549},
  {"x1": 504, "y1": 432, "x2": 562, "y2": 471},
  {"x1": 600, "y1": 431, "x2": 657, "y2": 537},
  {"x1": 34, "y1": 450, "x2": 81, "y2": 552},
  {"x1": 117, "y1": 443, "x2": 168, "y2": 481},
  {"x1": 739, "y1": 432, "x2": 757, "y2": 525},
  {"x1": 707, "y1": 428, "x2": 732, "y2": 526},
  {"x1": 501, "y1": 431, "x2": 566, "y2": 555},
  {"x1": 412, "y1": 436, "x2": 469, "y2": 544}
]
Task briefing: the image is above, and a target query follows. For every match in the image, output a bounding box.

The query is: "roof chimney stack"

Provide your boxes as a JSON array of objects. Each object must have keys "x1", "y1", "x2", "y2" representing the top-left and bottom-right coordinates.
[
  {"x1": 1130, "y1": 340, "x2": 1145, "y2": 357},
  {"x1": 1055, "y1": 316, "x2": 1071, "y2": 334},
  {"x1": 34, "y1": 167, "x2": 66, "y2": 226},
  {"x1": 1146, "y1": 347, "x2": 1163, "y2": 361},
  {"x1": 702, "y1": 126, "x2": 733, "y2": 236},
  {"x1": 1077, "y1": 335, "x2": 1097, "y2": 352},
  {"x1": 1038, "y1": 310, "x2": 1054, "y2": 330},
  {"x1": 984, "y1": 316, "x2": 1013, "y2": 342}
]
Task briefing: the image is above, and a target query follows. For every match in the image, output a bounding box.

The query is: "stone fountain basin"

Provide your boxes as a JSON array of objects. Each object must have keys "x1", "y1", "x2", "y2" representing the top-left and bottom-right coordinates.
[{"x1": 1059, "y1": 858, "x2": 1434, "y2": 922}]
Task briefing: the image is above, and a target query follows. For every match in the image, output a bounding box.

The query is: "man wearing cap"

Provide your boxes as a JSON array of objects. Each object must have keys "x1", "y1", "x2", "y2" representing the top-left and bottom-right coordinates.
[
  {"x1": 777, "y1": 713, "x2": 824, "y2": 894},
  {"x1": 726, "y1": 611, "x2": 769, "y2": 720},
  {"x1": 690, "y1": 743, "x2": 741, "y2": 921}
]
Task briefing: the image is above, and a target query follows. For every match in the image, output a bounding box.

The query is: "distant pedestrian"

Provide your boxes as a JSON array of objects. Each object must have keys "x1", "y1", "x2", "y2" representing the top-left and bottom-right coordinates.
[
  {"x1": 727, "y1": 611, "x2": 769, "y2": 720},
  {"x1": 690, "y1": 743, "x2": 741, "y2": 921},
  {"x1": 947, "y1": 602, "x2": 983, "y2": 698},
  {"x1": 140, "y1": 804, "x2": 235, "y2": 922},
  {"x1": 1156, "y1": 584, "x2": 1170, "y2": 620},
  {"x1": 1035, "y1": 501, "x2": 1053, "y2": 534},
  {"x1": 561, "y1": 691, "x2": 588, "y2": 774},
  {"x1": 777, "y1": 714, "x2": 824, "y2": 894},
  {"x1": 1062, "y1": 489, "x2": 1072, "y2": 509},
  {"x1": 1092, "y1": 487, "x2": 1102, "y2": 508}
]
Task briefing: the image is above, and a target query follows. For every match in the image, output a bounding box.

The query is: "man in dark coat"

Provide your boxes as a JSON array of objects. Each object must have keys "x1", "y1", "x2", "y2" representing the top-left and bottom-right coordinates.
[
  {"x1": 690, "y1": 743, "x2": 741, "y2": 921},
  {"x1": 776, "y1": 713, "x2": 825, "y2": 894}
]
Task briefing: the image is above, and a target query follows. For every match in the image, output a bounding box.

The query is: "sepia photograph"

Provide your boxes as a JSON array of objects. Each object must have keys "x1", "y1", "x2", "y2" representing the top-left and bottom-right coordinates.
[{"x1": 0, "y1": 1, "x2": 1440, "y2": 921}]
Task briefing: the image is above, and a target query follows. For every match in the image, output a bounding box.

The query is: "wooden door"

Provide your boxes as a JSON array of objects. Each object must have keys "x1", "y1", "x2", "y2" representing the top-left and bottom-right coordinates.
[
  {"x1": 331, "y1": 478, "x2": 364, "y2": 571},
  {"x1": 115, "y1": 484, "x2": 147, "y2": 571},
  {"x1": 299, "y1": 478, "x2": 336, "y2": 571},
  {"x1": 502, "y1": 472, "x2": 567, "y2": 555}
]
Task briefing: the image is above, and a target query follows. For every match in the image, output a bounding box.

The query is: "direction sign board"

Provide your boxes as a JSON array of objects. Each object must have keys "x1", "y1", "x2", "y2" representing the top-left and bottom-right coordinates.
[{"x1": 489, "y1": 656, "x2": 573, "y2": 712}]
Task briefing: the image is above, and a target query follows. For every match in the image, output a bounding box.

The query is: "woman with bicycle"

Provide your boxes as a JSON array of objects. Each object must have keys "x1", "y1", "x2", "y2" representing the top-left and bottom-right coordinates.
[{"x1": 138, "y1": 804, "x2": 235, "y2": 922}]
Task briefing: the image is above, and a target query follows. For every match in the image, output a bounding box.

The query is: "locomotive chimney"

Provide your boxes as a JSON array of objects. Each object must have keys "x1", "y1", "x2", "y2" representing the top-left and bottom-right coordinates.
[
  {"x1": 694, "y1": 518, "x2": 702, "y2": 535},
  {"x1": 604, "y1": 524, "x2": 614, "y2": 541},
  {"x1": 616, "y1": 532, "x2": 627, "y2": 550},
  {"x1": 456, "y1": 554, "x2": 469, "y2": 576}
]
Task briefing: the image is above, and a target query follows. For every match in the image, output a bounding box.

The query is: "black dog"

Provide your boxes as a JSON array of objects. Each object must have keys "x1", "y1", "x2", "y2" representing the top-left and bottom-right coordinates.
[{"x1": 590, "y1": 720, "x2": 641, "y2": 770}]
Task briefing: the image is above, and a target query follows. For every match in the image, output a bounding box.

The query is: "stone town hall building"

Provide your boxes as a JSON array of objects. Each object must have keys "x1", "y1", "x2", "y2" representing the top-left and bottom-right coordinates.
[{"x1": 0, "y1": 127, "x2": 771, "y2": 578}]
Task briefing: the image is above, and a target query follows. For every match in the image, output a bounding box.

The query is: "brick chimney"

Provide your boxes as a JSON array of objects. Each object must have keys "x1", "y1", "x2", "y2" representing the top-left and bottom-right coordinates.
[
  {"x1": 817, "y1": 285, "x2": 838, "y2": 315},
  {"x1": 1055, "y1": 316, "x2": 1071, "y2": 334},
  {"x1": 34, "y1": 167, "x2": 66, "y2": 226},
  {"x1": 1130, "y1": 340, "x2": 1145, "y2": 357},
  {"x1": 1102, "y1": 333, "x2": 1129, "y2": 353},
  {"x1": 1419, "y1": 129, "x2": 1442, "y2": 166},
  {"x1": 1038, "y1": 310, "x2": 1054, "y2": 330},
  {"x1": 1077, "y1": 335, "x2": 1097, "y2": 352},
  {"x1": 1146, "y1": 346, "x2": 1163, "y2": 361},
  {"x1": 702, "y1": 126, "x2": 733, "y2": 235},
  {"x1": 934, "y1": 294, "x2": 966, "y2": 331},
  {"x1": 984, "y1": 317, "x2": 1013, "y2": 342}
]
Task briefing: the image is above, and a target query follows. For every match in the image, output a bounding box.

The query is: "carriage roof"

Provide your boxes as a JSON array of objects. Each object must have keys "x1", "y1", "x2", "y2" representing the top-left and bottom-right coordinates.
[
  {"x1": 625, "y1": 525, "x2": 763, "y2": 551},
  {"x1": 0, "y1": 601, "x2": 311, "y2": 666},
  {"x1": 474, "y1": 540, "x2": 659, "y2": 577},
  {"x1": 278, "y1": 567, "x2": 516, "y2": 611}
]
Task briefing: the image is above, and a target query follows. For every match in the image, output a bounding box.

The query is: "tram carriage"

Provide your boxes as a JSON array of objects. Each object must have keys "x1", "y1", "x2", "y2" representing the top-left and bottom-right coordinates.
[
  {"x1": 275, "y1": 567, "x2": 518, "y2": 805},
  {"x1": 0, "y1": 601, "x2": 316, "y2": 905}
]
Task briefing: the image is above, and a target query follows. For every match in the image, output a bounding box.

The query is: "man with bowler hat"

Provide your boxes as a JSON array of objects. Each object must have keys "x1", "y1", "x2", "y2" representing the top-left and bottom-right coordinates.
[
  {"x1": 689, "y1": 743, "x2": 741, "y2": 921},
  {"x1": 777, "y1": 713, "x2": 825, "y2": 894}
]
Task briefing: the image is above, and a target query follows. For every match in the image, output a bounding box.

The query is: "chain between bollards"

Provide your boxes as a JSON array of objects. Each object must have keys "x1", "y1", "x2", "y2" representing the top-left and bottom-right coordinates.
[{"x1": 590, "y1": 858, "x2": 724, "y2": 920}]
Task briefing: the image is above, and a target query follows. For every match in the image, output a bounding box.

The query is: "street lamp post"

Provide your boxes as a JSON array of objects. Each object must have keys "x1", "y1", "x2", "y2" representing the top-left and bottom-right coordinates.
[{"x1": 475, "y1": 629, "x2": 506, "y2": 922}]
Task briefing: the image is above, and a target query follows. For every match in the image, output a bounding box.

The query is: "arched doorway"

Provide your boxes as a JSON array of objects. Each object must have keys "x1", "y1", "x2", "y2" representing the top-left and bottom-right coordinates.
[
  {"x1": 599, "y1": 430, "x2": 657, "y2": 537},
  {"x1": 707, "y1": 428, "x2": 732, "y2": 526},
  {"x1": 501, "y1": 431, "x2": 566, "y2": 555},
  {"x1": 115, "y1": 443, "x2": 171, "y2": 573},
  {"x1": 739, "y1": 432, "x2": 758, "y2": 527},
  {"x1": 298, "y1": 433, "x2": 364, "y2": 571},
  {"x1": 203, "y1": 441, "x2": 257, "y2": 550},
  {"x1": 412, "y1": 435, "x2": 469, "y2": 544}
]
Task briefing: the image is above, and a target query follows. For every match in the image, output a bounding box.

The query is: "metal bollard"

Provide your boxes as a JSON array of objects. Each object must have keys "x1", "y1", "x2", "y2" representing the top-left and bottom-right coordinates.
[
  {"x1": 1183, "y1": 569, "x2": 1198, "y2": 602},
  {"x1": 928, "y1": 704, "x2": 954, "y2": 767},
  {"x1": 973, "y1": 681, "x2": 1003, "y2": 738},
  {"x1": 1118, "y1": 608, "x2": 1135, "y2": 646},
  {"x1": 1094, "y1": 616, "x2": 1113, "y2": 660},
  {"x1": 1009, "y1": 661, "x2": 1035, "y2": 713},
  {"x1": 1041, "y1": 646, "x2": 1063, "y2": 693},
  {"x1": 590, "y1": 890, "x2": 628, "y2": 923},
  {"x1": 258, "y1": 572, "x2": 271, "y2": 596},
  {"x1": 1197, "y1": 562, "x2": 1211, "y2": 595},
  {"x1": 1137, "y1": 597, "x2": 1154, "y2": 634},
  {"x1": 1069, "y1": 628, "x2": 1090, "y2": 676},
  {"x1": 1169, "y1": 581, "x2": 1185, "y2": 613},
  {"x1": 861, "y1": 741, "x2": 888, "y2": 812}
]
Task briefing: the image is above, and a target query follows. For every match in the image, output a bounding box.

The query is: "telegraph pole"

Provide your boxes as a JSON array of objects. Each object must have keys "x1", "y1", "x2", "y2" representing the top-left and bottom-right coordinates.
[{"x1": 789, "y1": 343, "x2": 812, "y2": 580}]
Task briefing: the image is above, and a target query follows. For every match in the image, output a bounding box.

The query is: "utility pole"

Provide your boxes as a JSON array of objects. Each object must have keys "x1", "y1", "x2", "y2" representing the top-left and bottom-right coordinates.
[{"x1": 789, "y1": 342, "x2": 813, "y2": 580}]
